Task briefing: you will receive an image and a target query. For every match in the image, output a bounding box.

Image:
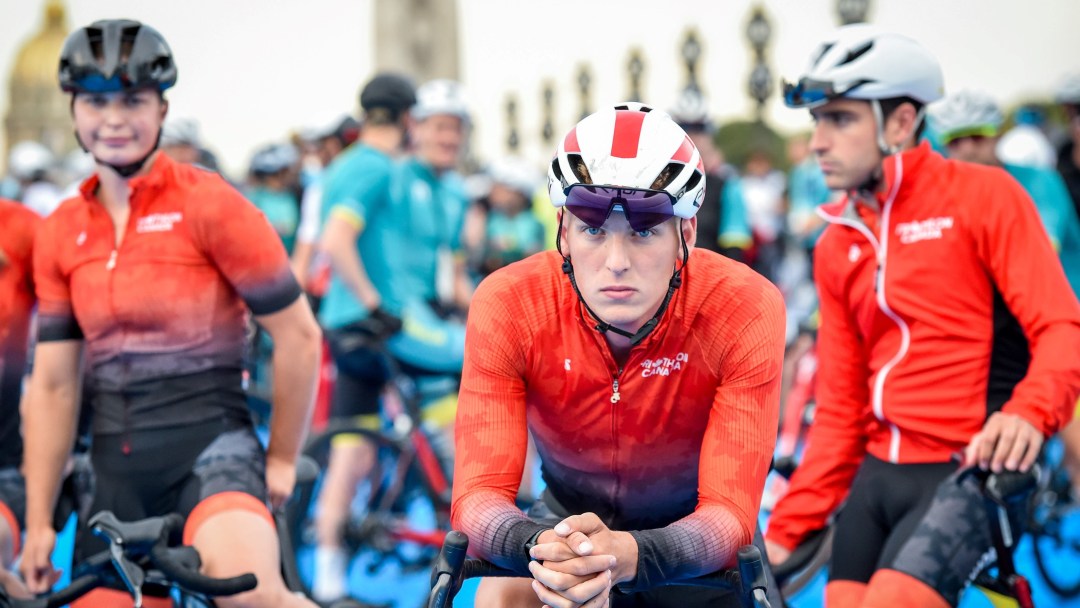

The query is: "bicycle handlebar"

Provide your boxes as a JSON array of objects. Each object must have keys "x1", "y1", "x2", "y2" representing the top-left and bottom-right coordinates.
[
  {"x1": 149, "y1": 543, "x2": 258, "y2": 597},
  {"x1": 1, "y1": 511, "x2": 258, "y2": 608},
  {"x1": 427, "y1": 531, "x2": 770, "y2": 608}
]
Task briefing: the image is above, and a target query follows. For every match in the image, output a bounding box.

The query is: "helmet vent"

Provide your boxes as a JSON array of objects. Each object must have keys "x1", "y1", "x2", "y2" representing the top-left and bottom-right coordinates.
[
  {"x1": 651, "y1": 162, "x2": 682, "y2": 191},
  {"x1": 86, "y1": 27, "x2": 104, "y2": 59},
  {"x1": 550, "y1": 158, "x2": 566, "y2": 188},
  {"x1": 680, "y1": 169, "x2": 702, "y2": 197},
  {"x1": 811, "y1": 43, "x2": 834, "y2": 68},
  {"x1": 568, "y1": 154, "x2": 592, "y2": 184},
  {"x1": 837, "y1": 40, "x2": 873, "y2": 67}
]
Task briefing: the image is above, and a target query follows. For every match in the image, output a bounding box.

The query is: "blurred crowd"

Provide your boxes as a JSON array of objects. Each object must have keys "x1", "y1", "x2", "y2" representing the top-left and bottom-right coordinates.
[{"x1": 4, "y1": 75, "x2": 1079, "y2": 339}]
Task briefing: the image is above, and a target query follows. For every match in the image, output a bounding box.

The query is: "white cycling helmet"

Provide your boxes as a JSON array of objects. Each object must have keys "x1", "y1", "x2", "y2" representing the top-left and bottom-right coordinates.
[
  {"x1": 668, "y1": 88, "x2": 712, "y2": 131},
  {"x1": 488, "y1": 157, "x2": 539, "y2": 200},
  {"x1": 783, "y1": 24, "x2": 944, "y2": 109},
  {"x1": 1055, "y1": 72, "x2": 1080, "y2": 105},
  {"x1": 996, "y1": 125, "x2": 1056, "y2": 168},
  {"x1": 928, "y1": 90, "x2": 1003, "y2": 145},
  {"x1": 412, "y1": 79, "x2": 471, "y2": 124},
  {"x1": 8, "y1": 141, "x2": 54, "y2": 181},
  {"x1": 547, "y1": 102, "x2": 705, "y2": 221},
  {"x1": 249, "y1": 143, "x2": 299, "y2": 175},
  {"x1": 161, "y1": 117, "x2": 201, "y2": 148}
]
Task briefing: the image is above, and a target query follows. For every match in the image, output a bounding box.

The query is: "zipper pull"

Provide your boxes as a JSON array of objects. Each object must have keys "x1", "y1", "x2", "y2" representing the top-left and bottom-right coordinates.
[
  {"x1": 106, "y1": 250, "x2": 118, "y2": 270},
  {"x1": 611, "y1": 377, "x2": 621, "y2": 404}
]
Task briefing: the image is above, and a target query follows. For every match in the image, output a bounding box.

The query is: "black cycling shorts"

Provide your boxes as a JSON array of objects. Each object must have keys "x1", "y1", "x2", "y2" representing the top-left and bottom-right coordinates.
[
  {"x1": 75, "y1": 416, "x2": 266, "y2": 563},
  {"x1": 326, "y1": 331, "x2": 390, "y2": 419},
  {"x1": 831, "y1": 455, "x2": 1025, "y2": 606},
  {"x1": 0, "y1": 466, "x2": 25, "y2": 535},
  {"x1": 527, "y1": 492, "x2": 783, "y2": 608}
]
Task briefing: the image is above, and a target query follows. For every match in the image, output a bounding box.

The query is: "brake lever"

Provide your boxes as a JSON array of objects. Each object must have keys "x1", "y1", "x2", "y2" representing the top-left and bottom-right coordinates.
[
  {"x1": 94, "y1": 520, "x2": 147, "y2": 608},
  {"x1": 107, "y1": 540, "x2": 146, "y2": 608}
]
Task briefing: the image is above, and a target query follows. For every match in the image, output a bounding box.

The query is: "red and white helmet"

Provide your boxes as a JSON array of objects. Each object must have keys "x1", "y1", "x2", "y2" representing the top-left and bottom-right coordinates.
[{"x1": 547, "y1": 103, "x2": 706, "y2": 220}]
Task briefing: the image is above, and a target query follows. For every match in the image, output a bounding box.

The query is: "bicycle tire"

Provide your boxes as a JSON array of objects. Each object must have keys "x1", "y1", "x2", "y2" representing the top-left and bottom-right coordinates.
[
  {"x1": 1030, "y1": 514, "x2": 1080, "y2": 598},
  {"x1": 777, "y1": 525, "x2": 832, "y2": 600},
  {"x1": 288, "y1": 421, "x2": 450, "y2": 603}
]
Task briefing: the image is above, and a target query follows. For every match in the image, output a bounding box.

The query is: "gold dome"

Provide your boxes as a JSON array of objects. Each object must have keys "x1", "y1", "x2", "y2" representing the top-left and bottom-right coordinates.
[{"x1": 11, "y1": 0, "x2": 69, "y2": 85}]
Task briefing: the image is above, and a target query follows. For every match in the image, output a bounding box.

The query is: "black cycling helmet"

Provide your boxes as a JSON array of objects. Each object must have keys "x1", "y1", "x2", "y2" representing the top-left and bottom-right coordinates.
[
  {"x1": 60, "y1": 20, "x2": 176, "y2": 178},
  {"x1": 359, "y1": 73, "x2": 416, "y2": 123},
  {"x1": 59, "y1": 19, "x2": 177, "y2": 94}
]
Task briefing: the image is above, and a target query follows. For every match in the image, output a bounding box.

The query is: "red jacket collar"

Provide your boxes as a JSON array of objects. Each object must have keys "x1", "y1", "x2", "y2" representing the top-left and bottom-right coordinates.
[{"x1": 818, "y1": 141, "x2": 939, "y2": 221}]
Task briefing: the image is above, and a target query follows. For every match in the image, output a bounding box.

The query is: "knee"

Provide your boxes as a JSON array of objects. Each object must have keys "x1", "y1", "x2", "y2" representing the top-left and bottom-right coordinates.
[
  {"x1": 214, "y1": 585, "x2": 292, "y2": 608},
  {"x1": 475, "y1": 577, "x2": 541, "y2": 608},
  {"x1": 862, "y1": 570, "x2": 949, "y2": 608}
]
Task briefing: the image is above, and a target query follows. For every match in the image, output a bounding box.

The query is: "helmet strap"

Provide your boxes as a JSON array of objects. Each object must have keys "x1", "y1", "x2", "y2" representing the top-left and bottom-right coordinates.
[
  {"x1": 79, "y1": 128, "x2": 163, "y2": 179},
  {"x1": 558, "y1": 215, "x2": 687, "y2": 346}
]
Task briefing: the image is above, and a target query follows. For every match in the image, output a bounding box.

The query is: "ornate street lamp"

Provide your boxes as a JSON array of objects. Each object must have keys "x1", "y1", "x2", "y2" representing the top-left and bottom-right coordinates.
[
  {"x1": 744, "y1": 5, "x2": 774, "y2": 122},
  {"x1": 541, "y1": 81, "x2": 556, "y2": 148},
  {"x1": 626, "y1": 48, "x2": 645, "y2": 102},
  {"x1": 837, "y1": 0, "x2": 872, "y2": 24},
  {"x1": 505, "y1": 94, "x2": 519, "y2": 153},
  {"x1": 680, "y1": 29, "x2": 703, "y2": 94},
  {"x1": 577, "y1": 64, "x2": 593, "y2": 120}
]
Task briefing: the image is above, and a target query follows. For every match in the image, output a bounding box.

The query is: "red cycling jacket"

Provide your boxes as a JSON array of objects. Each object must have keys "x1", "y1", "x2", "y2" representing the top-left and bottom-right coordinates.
[
  {"x1": 452, "y1": 250, "x2": 786, "y2": 588},
  {"x1": 767, "y1": 142, "x2": 1080, "y2": 551},
  {"x1": 0, "y1": 199, "x2": 40, "y2": 468}
]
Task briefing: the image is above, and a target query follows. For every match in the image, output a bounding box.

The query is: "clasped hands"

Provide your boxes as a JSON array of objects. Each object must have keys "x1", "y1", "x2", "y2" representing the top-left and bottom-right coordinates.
[{"x1": 526, "y1": 513, "x2": 638, "y2": 608}]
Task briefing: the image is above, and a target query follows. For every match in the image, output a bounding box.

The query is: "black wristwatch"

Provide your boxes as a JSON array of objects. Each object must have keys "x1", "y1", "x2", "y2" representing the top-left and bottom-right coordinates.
[{"x1": 524, "y1": 529, "x2": 545, "y2": 561}]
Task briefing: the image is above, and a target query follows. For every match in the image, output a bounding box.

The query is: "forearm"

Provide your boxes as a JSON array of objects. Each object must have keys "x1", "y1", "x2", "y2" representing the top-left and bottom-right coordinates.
[
  {"x1": 265, "y1": 324, "x2": 321, "y2": 464},
  {"x1": 1002, "y1": 320, "x2": 1080, "y2": 435},
  {"x1": 322, "y1": 226, "x2": 380, "y2": 311},
  {"x1": 450, "y1": 489, "x2": 545, "y2": 575},
  {"x1": 289, "y1": 241, "x2": 314, "y2": 288},
  {"x1": 23, "y1": 383, "x2": 80, "y2": 532},
  {"x1": 621, "y1": 504, "x2": 743, "y2": 593},
  {"x1": 453, "y1": 259, "x2": 473, "y2": 309}
]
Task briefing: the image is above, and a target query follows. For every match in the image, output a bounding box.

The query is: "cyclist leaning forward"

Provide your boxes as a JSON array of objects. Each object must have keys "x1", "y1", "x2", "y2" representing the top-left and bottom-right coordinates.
[
  {"x1": 19, "y1": 20, "x2": 322, "y2": 608},
  {"x1": 763, "y1": 25, "x2": 1080, "y2": 608},
  {"x1": 451, "y1": 103, "x2": 787, "y2": 608}
]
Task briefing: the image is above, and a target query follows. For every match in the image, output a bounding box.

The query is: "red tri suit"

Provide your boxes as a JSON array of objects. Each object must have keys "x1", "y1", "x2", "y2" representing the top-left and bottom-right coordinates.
[
  {"x1": 0, "y1": 199, "x2": 40, "y2": 468},
  {"x1": 33, "y1": 153, "x2": 301, "y2": 436},
  {"x1": 451, "y1": 249, "x2": 786, "y2": 588},
  {"x1": 767, "y1": 142, "x2": 1080, "y2": 552}
]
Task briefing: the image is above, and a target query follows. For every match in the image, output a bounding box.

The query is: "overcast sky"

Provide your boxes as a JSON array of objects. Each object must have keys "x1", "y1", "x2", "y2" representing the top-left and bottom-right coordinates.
[{"x1": 1, "y1": 0, "x2": 1078, "y2": 177}]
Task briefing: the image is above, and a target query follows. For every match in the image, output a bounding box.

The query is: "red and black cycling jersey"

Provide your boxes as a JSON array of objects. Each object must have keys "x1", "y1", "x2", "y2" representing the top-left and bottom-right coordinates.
[
  {"x1": 34, "y1": 153, "x2": 301, "y2": 436},
  {"x1": 452, "y1": 249, "x2": 786, "y2": 588},
  {"x1": 767, "y1": 143, "x2": 1080, "y2": 552},
  {"x1": 0, "y1": 199, "x2": 40, "y2": 468}
]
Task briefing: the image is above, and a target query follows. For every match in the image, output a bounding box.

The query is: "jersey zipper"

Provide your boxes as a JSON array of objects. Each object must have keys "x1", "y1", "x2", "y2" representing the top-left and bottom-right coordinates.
[
  {"x1": 610, "y1": 367, "x2": 623, "y2": 515},
  {"x1": 870, "y1": 158, "x2": 910, "y2": 463},
  {"x1": 814, "y1": 154, "x2": 909, "y2": 462},
  {"x1": 104, "y1": 199, "x2": 138, "y2": 455}
]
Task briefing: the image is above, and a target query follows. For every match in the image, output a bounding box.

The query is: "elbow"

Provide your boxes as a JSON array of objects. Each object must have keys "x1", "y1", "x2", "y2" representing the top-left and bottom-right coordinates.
[{"x1": 298, "y1": 318, "x2": 323, "y2": 363}]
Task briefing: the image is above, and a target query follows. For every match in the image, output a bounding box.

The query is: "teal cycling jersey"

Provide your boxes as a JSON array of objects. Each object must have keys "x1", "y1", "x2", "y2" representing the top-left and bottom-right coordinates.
[
  {"x1": 484, "y1": 209, "x2": 545, "y2": 268},
  {"x1": 717, "y1": 176, "x2": 752, "y2": 249},
  {"x1": 787, "y1": 158, "x2": 832, "y2": 247},
  {"x1": 247, "y1": 186, "x2": 299, "y2": 254},
  {"x1": 319, "y1": 150, "x2": 467, "y2": 329},
  {"x1": 1006, "y1": 163, "x2": 1080, "y2": 297}
]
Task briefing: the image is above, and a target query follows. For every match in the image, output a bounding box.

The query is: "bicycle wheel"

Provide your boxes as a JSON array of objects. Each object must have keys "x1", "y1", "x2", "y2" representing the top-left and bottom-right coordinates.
[
  {"x1": 287, "y1": 420, "x2": 449, "y2": 606},
  {"x1": 1030, "y1": 503, "x2": 1080, "y2": 598},
  {"x1": 1027, "y1": 439, "x2": 1080, "y2": 599},
  {"x1": 775, "y1": 525, "x2": 833, "y2": 600}
]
